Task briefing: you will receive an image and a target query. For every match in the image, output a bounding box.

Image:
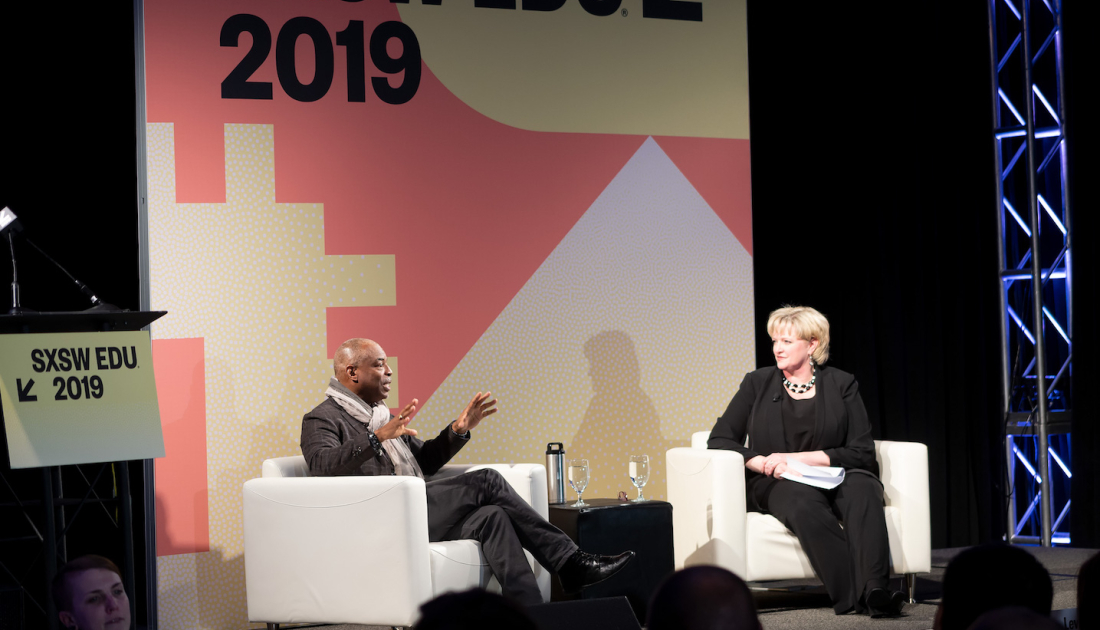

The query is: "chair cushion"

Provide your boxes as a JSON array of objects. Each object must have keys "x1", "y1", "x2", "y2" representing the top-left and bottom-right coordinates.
[
  {"x1": 429, "y1": 541, "x2": 494, "y2": 597},
  {"x1": 428, "y1": 541, "x2": 543, "y2": 598},
  {"x1": 744, "y1": 513, "x2": 816, "y2": 581},
  {"x1": 744, "y1": 506, "x2": 904, "y2": 582}
]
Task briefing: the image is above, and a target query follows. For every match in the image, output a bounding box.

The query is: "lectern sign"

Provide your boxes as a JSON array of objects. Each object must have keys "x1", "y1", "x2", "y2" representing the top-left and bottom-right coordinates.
[{"x1": 0, "y1": 331, "x2": 165, "y2": 468}]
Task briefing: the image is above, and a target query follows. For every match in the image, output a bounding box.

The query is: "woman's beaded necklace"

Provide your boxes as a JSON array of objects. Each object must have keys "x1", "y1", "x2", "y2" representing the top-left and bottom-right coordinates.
[{"x1": 782, "y1": 361, "x2": 816, "y2": 394}]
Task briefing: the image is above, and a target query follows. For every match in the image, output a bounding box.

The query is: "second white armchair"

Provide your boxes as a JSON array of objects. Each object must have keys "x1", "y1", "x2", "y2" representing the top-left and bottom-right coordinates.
[{"x1": 666, "y1": 432, "x2": 931, "y2": 602}]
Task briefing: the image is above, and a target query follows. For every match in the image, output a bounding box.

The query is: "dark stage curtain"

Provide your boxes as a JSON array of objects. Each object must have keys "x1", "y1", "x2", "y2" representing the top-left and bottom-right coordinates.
[
  {"x1": 1065, "y1": 1, "x2": 1100, "y2": 548},
  {"x1": 747, "y1": 1, "x2": 1007, "y2": 548},
  {"x1": 0, "y1": 3, "x2": 146, "y2": 627},
  {"x1": 0, "y1": 2, "x2": 141, "y2": 313}
]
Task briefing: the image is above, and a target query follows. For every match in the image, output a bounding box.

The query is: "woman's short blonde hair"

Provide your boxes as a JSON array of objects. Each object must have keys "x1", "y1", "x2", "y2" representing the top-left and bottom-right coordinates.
[{"x1": 766, "y1": 305, "x2": 831, "y2": 365}]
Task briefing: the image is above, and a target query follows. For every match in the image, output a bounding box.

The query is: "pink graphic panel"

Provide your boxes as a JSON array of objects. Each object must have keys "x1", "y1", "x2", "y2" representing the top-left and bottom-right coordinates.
[
  {"x1": 655, "y1": 136, "x2": 753, "y2": 255},
  {"x1": 145, "y1": 0, "x2": 653, "y2": 404},
  {"x1": 151, "y1": 338, "x2": 209, "y2": 556}
]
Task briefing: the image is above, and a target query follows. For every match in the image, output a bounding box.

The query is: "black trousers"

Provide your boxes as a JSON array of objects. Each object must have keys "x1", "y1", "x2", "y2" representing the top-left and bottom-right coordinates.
[
  {"x1": 758, "y1": 473, "x2": 890, "y2": 614},
  {"x1": 425, "y1": 468, "x2": 578, "y2": 605}
]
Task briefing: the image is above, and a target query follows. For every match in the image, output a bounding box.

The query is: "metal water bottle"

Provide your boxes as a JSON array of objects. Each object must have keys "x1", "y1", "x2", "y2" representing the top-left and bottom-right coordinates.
[{"x1": 546, "y1": 442, "x2": 566, "y2": 504}]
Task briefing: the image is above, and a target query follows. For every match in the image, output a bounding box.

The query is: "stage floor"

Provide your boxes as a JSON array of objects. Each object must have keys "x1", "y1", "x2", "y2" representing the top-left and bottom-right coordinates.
[
  {"x1": 292, "y1": 547, "x2": 1094, "y2": 630},
  {"x1": 749, "y1": 546, "x2": 1090, "y2": 630}
]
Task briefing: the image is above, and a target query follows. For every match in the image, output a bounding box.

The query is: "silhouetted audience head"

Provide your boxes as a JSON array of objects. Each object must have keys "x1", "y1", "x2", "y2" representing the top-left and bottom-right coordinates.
[
  {"x1": 51, "y1": 555, "x2": 130, "y2": 630},
  {"x1": 936, "y1": 544, "x2": 1052, "y2": 630},
  {"x1": 1079, "y1": 551, "x2": 1100, "y2": 629},
  {"x1": 647, "y1": 566, "x2": 761, "y2": 630},
  {"x1": 415, "y1": 588, "x2": 537, "y2": 630},
  {"x1": 966, "y1": 606, "x2": 1060, "y2": 630}
]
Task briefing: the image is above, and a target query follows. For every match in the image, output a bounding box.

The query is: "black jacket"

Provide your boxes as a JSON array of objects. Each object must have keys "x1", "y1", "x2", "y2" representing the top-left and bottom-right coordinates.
[
  {"x1": 300, "y1": 397, "x2": 468, "y2": 477},
  {"x1": 708, "y1": 365, "x2": 879, "y2": 508}
]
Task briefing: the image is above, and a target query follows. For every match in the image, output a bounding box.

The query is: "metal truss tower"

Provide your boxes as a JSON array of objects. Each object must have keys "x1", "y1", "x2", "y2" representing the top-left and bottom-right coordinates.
[{"x1": 988, "y1": 0, "x2": 1072, "y2": 547}]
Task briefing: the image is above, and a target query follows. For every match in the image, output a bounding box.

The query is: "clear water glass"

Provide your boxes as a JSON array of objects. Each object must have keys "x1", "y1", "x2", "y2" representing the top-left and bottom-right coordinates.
[
  {"x1": 568, "y1": 459, "x2": 589, "y2": 507},
  {"x1": 629, "y1": 454, "x2": 649, "y2": 502}
]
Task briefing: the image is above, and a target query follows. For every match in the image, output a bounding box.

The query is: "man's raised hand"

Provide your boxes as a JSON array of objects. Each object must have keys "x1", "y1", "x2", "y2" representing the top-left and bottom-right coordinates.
[
  {"x1": 375, "y1": 398, "x2": 419, "y2": 442},
  {"x1": 452, "y1": 392, "x2": 497, "y2": 434}
]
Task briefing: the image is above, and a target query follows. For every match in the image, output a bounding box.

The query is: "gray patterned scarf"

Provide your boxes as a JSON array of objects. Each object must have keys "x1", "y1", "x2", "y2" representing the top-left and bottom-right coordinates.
[{"x1": 325, "y1": 377, "x2": 423, "y2": 478}]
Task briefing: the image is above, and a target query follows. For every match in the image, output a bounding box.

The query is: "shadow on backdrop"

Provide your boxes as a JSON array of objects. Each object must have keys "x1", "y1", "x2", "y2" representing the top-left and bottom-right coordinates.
[{"x1": 569, "y1": 331, "x2": 671, "y2": 500}]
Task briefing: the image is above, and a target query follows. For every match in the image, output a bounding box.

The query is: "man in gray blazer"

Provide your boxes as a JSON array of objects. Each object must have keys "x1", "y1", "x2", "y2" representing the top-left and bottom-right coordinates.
[{"x1": 301, "y1": 338, "x2": 633, "y2": 606}]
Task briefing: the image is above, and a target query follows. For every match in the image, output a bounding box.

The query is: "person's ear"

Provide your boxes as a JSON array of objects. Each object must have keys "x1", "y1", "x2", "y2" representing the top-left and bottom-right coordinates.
[{"x1": 58, "y1": 611, "x2": 77, "y2": 629}]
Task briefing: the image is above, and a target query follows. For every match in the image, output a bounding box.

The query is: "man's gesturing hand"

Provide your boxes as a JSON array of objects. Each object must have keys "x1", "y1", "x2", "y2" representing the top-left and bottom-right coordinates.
[
  {"x1": 375, "y1": 398, "x2": 419, "y2": 442},
  {"x1": 451, "y1": 392, "x2": 497, "y2": 435}
]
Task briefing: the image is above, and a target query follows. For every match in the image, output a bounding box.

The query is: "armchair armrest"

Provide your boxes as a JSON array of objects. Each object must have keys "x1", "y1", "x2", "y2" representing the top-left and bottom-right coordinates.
[
  {"x1": 875, "y1": 440, "x2": 931, "y2": 574},
  {"x1": 430, "y1": 463, "x2": 549, "y2": 520},
  {"x1": 666, "y1": 447, "x2": 747, "y2": 575},
  {"x1": 261, "y1": 455, "x2": 310, "y2": 478},
  {"x1": 243, "y1": 475, "x2": 432, "y2": 627}
]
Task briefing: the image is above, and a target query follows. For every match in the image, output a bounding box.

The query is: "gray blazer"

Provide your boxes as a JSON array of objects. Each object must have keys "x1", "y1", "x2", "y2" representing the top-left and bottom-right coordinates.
[{"x1": 300, "y1": 397, "x2": 468, "y2": 477}]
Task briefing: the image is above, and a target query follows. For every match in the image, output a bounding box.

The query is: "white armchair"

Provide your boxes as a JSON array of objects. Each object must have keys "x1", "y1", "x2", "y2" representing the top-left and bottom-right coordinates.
[
  {"x1": 243, "y1": 457, "x2": 551, "y2": 628},
  {"x1": 666, "y1": 432, "x2": 930, "y2": 601}
]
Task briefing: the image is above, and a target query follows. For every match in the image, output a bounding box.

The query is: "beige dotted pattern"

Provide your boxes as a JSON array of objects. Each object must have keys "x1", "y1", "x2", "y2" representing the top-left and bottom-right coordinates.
[
  {"x1": 416, "y1": 137, "x2": 756, "y2": 501},
  {"x1": 147, "y1": 123, "x2": 395, "y2": 629},
  {"x1": 398, "y1": 0, "x2": 750, "y2": 139}
]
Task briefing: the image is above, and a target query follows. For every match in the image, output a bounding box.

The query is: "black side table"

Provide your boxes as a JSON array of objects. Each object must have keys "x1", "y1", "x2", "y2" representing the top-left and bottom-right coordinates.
[{"x1": 549, "y1": 498, "x2": 674, "y2": 622}]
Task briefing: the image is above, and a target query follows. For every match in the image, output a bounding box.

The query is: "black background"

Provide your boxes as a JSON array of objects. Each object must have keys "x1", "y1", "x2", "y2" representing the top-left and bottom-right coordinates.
[
  {"x1": 1, "y1": 2, "x2": 147, "y2": 627},
  {"x1": 748, "y1": 2, "x2": 1006, "y2": 546},
  {"x1": 1, "y1": 0, "x2": 1096, "y2": 626}
]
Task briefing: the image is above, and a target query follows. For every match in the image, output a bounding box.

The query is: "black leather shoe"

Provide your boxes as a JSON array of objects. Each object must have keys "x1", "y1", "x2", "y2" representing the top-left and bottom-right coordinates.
[
  {"x1": 866, "y1": 588, "x2": 906, "y2": 618},
  {"x1": 558, "y1": 550, "x2": 635, "y2": 595}
]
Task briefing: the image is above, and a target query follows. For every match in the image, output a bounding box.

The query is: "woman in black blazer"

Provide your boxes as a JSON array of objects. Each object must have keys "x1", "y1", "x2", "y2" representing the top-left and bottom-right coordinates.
[{"x1": 708, "y1": 306, "x2": 906, "y2": 617}]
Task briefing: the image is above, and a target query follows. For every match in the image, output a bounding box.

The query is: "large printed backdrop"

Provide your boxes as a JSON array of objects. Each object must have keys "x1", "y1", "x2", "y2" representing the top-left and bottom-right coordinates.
[{"x1": 144, "y1": 1, "x2": 752, "y2": 626}]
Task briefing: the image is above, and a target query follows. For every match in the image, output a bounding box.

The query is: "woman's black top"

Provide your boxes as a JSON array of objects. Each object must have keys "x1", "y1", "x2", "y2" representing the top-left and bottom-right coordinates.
[{"x1": 782, "y1": 394, "x2": 817, "y2": 452}]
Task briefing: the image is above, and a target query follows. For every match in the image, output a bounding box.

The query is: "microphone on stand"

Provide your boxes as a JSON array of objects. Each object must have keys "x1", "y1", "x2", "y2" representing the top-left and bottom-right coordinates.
[
  {"x1": 24, "y1": 237, "x2": 119, "y2": 311},
  {"x1": 2, "y1": 206, "x2": 120, "y2": 313}
]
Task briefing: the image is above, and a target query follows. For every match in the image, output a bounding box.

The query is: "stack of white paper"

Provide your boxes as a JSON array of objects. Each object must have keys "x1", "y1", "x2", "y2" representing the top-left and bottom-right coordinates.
[{"x1": 780, "y1": 456, "x2": 846, "y2": 489}]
